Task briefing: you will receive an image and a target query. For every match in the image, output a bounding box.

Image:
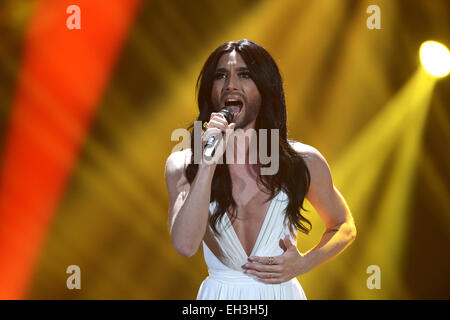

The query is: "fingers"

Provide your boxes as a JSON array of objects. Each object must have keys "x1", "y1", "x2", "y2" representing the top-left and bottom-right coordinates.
[
  {"x1": 248, "y1": 255, "x2": 282, "y2": 265},
  {"x1": 202, "y1": 113, "x2": 235, "y2": 146},
  {"x1": 244, "y1": 269, "x2": 285, "y2": 284},
  {"x1": 211, "y1": 112, "x2": 227, "y2": 122},
  {"x1": 245, "y1": 270, "x2": 281, "y2": 280},
  {"x1": 243, "y1": 238, "x2": 303, "y2": 284},
  {"x1": 243, "y1": 261, "x2": 289, "y2": 284},
  {"x1": 206, "y1": 112, "x2": 228, "y2": 131},
  {"x1": 244, "y1": 255, "x2": 285, "y2": 284},
  {"x1": 201, "y1": 127, "x2": 221, "y2": 146},
  {"x1": 207, "y1": 119, "x2": 227, "y2": 131},
  {"x1": 201, "y1": 114, "x2": 228, "y2": 146},
  {"x1": 200, "y1": 113, "x2": 236, "y2": 164},
  {"x1": 242, "y1": 262, "x2": 282, "y2": 273},
  {"x1": 202, "y1": 113, "x2": 236, "y2": 141}
]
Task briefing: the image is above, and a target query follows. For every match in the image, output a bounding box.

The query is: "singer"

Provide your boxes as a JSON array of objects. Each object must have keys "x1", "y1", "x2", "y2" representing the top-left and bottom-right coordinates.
[{"x1": 165, "y1": 39, "x2": 357, "y2": 300}]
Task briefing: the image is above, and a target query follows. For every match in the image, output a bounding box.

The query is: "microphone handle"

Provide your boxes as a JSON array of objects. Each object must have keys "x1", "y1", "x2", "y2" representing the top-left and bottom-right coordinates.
[
  {"x1": 203, "y1": 107, "x2": 234, "y2": 160},
  {"x1": 204, "y1": 135, "x2": 222, "y2": 160}
]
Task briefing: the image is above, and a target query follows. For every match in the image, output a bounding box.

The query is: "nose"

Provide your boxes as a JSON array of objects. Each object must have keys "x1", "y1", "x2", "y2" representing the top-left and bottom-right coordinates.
[{"x1": 223, "y1": 72, "x2": 239, "y2": 92}]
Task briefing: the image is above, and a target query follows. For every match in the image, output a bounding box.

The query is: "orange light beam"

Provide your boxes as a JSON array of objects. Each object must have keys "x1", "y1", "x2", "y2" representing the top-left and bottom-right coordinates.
[{"x1": 0, "y1": 0, "x2": 141, "y2": 299}]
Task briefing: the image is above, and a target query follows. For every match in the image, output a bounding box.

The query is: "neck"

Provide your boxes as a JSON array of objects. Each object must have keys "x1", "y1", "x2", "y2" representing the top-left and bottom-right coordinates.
[{"x1": 227, "y1": 120, "x2": 257, "y2": 165}]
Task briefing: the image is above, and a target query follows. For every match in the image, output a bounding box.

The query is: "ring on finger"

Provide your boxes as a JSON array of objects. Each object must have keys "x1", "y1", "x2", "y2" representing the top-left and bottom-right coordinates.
[{"x1": 268, "y1": 257, "x2": 274, "y2": 265}]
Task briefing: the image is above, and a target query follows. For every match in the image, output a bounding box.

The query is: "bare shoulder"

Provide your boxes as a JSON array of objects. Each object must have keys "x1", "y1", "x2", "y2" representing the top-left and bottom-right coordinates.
[
  {"x1": 289, "y1": 141, "x2": 326, "y2": 162},
  {"x1": 289, "y1": 141, "x2": 333, "y2": 189},
  {"x1": 165, "y1": 148, "x2": 192, "y2": 175},
  {"x1": 165, "y1": 148, "x2": 192, "y2": 192}
]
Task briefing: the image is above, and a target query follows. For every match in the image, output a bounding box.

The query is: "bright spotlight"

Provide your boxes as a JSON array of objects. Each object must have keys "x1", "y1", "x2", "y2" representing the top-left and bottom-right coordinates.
[{"x1": 419, "y1": 41, "x2": 450, "y2": 78}]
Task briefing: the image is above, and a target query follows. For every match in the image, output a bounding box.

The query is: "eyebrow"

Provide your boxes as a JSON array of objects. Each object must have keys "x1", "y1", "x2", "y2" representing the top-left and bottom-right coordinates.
[{"x1": 215, "y1": 67, "x2": 249, "y2": 73}]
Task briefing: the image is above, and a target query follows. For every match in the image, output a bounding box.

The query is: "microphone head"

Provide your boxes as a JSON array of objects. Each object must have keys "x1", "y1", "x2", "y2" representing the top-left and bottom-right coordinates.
[{"x1": 219, "y1": 106, "x2": 235, "y2": 123}]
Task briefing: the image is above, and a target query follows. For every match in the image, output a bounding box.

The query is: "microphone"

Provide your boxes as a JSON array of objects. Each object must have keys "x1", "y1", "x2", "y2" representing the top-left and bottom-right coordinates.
[{"x1": 204, "y1": 107, "x2": 235, "y2": 160}]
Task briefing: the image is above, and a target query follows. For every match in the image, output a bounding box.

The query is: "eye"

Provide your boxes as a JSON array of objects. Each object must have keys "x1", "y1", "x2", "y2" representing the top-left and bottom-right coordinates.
[
  {"x1": 214, "y1": 72, "x2": 227, "y2": 80},
  {"x1": 239, "y1": 72, "x2": 251, "y2": 79}
]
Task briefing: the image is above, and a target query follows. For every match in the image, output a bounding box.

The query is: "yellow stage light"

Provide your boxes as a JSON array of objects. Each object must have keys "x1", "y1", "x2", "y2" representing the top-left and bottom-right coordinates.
[{"x1": 419, "y1": 41, "x2": 450, "y2": 78}]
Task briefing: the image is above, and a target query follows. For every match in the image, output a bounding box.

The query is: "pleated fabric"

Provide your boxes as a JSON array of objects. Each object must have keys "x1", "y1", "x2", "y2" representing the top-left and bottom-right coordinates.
[{"x1": 197, "y1": 190, "x2": 307, "y2": 300}]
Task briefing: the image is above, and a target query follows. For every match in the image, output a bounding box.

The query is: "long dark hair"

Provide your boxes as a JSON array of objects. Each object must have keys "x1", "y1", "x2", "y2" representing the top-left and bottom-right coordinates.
[{"x1": 186, "y1": 39, "x2": 312, "y2": 236}]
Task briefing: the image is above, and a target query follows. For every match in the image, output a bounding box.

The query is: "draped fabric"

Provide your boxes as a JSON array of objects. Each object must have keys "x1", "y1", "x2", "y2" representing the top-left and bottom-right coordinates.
[{"x1": 197, "y1": 190, "x2": 307, "y2": 300}]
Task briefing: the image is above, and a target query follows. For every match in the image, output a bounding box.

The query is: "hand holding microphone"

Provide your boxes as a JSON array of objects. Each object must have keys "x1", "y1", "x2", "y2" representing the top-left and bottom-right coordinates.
[{"x1": 202, "y1": 107, "x2": 236, "y2": 163}]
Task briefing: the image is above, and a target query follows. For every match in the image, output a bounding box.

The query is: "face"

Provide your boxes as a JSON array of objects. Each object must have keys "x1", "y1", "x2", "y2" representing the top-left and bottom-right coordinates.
[{"x1": 211, "y1": 50, "x2": 262, "y2": 129}]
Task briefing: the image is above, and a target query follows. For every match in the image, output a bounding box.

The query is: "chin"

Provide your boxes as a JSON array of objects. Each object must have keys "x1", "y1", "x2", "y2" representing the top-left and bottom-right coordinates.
[{"x1": 234, "y1": 118, "x2": 255, "y2": 130}]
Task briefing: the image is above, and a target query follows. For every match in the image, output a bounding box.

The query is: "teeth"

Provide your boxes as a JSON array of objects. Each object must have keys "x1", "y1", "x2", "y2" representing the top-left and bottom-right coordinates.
[{"x1": 225, "y1": 99, "x2": 242, "y2": 106}]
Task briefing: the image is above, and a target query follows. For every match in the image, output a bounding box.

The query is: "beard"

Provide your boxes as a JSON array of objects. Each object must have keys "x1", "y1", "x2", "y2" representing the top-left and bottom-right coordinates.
[
  {"x1": 232, "y1": 100, "x2": 260, "y2": 130},
  {"x1": 210, "y1": 96, "x2": 261, "y2": 129},
  {"x1": 233, "y1": 112, "x2": 254, "y2": 129}
]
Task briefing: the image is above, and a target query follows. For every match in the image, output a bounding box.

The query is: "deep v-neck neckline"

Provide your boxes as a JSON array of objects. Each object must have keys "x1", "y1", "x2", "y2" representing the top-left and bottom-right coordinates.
[{"x1": 224, "y1": 191, "x2": 279, "y2": 258}]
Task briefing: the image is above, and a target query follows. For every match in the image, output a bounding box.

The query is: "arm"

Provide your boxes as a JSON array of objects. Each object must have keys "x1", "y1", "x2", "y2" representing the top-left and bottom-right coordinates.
[
  {"x1": 165, "y1": 150, "x2": 216, "y2": 257},
  {"x1": 300, "y1": 147, "x2": 356, "y2": 271},
  {"x1": 243, "y1": 145, "x2": 356, "y2": 283},
  {"x1": 166, "y1": 113, "x2": 235, "y2": 258}
]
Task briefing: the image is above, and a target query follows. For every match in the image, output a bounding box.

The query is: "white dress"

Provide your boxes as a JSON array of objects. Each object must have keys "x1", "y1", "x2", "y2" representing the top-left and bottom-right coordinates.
[{"x1": 196, "y1": 190, "x2": 307, "y2": 300}]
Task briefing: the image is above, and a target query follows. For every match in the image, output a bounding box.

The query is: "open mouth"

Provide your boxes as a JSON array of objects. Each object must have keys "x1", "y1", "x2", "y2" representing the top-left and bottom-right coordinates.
[{"x1": 224, "y1": 98, "x2": 243, "y2": 117}]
